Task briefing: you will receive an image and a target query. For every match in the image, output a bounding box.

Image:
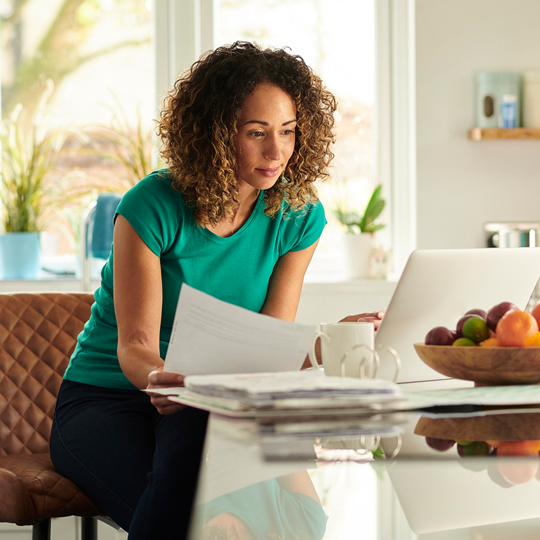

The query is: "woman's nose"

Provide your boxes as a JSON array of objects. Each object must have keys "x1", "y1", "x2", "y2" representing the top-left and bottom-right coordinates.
[{"x1": 264, "y1": 135, "x2": 282, "y2": 160}]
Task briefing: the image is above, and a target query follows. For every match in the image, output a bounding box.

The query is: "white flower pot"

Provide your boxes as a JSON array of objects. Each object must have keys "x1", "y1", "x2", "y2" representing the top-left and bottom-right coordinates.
[{"x1": 343, "y1": 233, "x2": 373, "y2": 279}]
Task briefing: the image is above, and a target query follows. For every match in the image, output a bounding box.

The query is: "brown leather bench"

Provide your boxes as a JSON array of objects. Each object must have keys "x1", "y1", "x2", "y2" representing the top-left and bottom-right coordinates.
[{"x1": 0, "y1": 293, "x2": 108, "y2": 540}]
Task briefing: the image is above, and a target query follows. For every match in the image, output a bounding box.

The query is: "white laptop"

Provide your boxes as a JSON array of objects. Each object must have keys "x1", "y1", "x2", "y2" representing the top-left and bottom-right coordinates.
[{"x1": 374, "y1": 248, "x2": 540, "y2": 384}]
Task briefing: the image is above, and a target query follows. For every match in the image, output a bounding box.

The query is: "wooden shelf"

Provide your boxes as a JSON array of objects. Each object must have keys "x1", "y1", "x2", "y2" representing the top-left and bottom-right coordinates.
[{"x1": 468, "y1": 127, "x2": 540, "y2": 141}]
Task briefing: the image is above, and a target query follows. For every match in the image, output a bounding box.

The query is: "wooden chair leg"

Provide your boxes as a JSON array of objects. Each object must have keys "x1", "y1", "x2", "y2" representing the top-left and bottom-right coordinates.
[
  {"x1": 32, "y1": 519, "x2": 51, "y2": 540},
  {"x1": 81, "y1": 516, "x2": 98, "y2": 540}
]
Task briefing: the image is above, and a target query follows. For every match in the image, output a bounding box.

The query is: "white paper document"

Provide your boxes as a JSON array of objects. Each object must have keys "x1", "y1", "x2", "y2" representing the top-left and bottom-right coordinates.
[{"x1": 164, "y1": 284, "x2": 316, "y2": 376}]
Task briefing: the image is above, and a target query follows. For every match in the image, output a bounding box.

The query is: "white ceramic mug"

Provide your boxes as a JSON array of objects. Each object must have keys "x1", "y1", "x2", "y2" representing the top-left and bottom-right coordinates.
[{"x1": 308, "y1": 322, "x2": 377, "y2": 378}]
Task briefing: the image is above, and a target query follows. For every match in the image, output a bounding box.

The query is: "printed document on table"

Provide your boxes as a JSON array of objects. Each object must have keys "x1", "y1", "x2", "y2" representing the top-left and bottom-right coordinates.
[{"x1": 164, "y1": 285, "x2": 316, "y2": 376}]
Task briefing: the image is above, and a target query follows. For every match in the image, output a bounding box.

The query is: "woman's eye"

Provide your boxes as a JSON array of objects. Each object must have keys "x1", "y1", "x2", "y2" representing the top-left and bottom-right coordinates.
[
  {"x1": 249, "y1": 131, "x2": 264, "y2": 137},
  {"x1": 282, "y1": 129, "x2": 295, "y2": 135}
]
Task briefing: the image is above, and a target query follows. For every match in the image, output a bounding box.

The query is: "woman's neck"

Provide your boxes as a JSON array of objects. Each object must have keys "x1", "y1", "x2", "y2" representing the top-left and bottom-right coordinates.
[{"x1": 206, "y1": 186, "x2": 260, "y2": 238}]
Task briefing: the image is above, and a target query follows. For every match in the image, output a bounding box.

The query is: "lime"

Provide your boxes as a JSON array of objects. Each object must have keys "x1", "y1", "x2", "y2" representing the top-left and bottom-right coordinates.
[
  {"x1": 452, "y1": 337, "x2": 476, "y2": 347},
  {"x1": 462, "y1": 316, "x2": 490, "y2": 343},
  {"x1": 462, "y1": 441, "x2": 490, "y2": 456}
]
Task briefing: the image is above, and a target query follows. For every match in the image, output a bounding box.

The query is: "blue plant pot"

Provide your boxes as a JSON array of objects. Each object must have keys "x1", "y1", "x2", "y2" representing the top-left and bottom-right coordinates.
[{"x1": 0, "y1": 232, "x2": 41, "y2": 279}]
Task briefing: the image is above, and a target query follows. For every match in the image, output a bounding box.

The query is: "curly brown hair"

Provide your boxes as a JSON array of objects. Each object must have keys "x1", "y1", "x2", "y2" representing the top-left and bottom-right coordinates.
[{"x1": 157, "y1": 41, "x2": 336, "y2": 226}]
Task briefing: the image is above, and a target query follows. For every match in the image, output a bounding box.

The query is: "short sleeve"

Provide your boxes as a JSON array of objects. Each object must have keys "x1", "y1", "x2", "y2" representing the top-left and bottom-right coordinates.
[
  {"x1": 277, "y1": 491, "x2": 329, "y2": 540},
  {"x1": 115, "y1": 170, "x2": 179, "y2": 256},
  {"x1": 286, "y1": 201, "x2": 327, "y2": 253}
]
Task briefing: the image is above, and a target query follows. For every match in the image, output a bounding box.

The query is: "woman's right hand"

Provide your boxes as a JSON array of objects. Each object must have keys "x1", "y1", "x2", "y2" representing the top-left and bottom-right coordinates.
[
  {"x1": 147, "y1": 367, "x2": 186, "y2": 415},
  {"x1": 339, "y1": 309, "x2": 386, "y2": 331}
]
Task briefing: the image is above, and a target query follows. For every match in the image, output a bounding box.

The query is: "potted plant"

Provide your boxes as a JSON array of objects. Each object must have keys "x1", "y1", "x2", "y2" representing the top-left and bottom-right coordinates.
[
  {"x1": 0, "y1": 81, "x2": 71, "y2": 279},
  {"x1": 332, "y1": 184, "x2": 386, "y2": 279},
  {"x1": 79, "y1": 92, "x2": 159, "y2": 191}
]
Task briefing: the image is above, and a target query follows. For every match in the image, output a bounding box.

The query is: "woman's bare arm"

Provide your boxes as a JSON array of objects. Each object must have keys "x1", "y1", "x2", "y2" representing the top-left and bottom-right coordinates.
[
  {"x1": 260, "y1": 241, "x2": 319, "y2": 322},
  {"x1": 276, "y1": 471, "x2": 321, "y2": 504},
  {"x1": 114, "y1": 215, "x2": 184, "y2": 414}
]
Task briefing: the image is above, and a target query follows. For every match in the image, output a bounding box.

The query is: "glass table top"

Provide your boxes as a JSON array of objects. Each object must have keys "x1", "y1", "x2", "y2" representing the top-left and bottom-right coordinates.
[{"x1": 187, "y1": 407, "x2": 540, "y2": 540}]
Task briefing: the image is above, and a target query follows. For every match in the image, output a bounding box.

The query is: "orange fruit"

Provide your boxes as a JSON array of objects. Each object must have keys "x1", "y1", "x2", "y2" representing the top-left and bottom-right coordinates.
[
  {"x1": 496, "y1": 310, "x2": 539, "y2": 347},
  {"x1": 480, "y1": 337, "x2": 499, "y2": 347},
  {"x1": 497, "y1": 441, "x2": 540, "y2": 485},
  {"x1": 498, "y1": 460, "x2": 539, "y2": 485},
  {"x1": 525, "y1": 331, "x2": 540, "y2": 347},
  {"x1": 532, "y1": 302, "x2": 540, "y2": 328},
  {"x1": 497, "y1": 440, "x2": 540, "y2": 456}
]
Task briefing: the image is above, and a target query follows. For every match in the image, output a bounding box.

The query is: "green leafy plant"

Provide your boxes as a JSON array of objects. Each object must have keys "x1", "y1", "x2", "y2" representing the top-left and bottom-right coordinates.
[
  {"x1": 81, "y1": 92, "x2": 159, "y2": 189},
  {"x1": 0, "y1": 81, "x2": 70, "y2": 233},
  {"x1": 0, "y1": 81, "x2": 97, "y2": 243},
  {"x1": 332, "y1": 184, "x2": 386, "y2": 235}
]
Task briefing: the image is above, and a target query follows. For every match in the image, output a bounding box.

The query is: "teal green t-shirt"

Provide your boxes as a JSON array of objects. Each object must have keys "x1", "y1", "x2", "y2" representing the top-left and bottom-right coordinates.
[
  {"x1": 198, "y1": 479, "x2": 328, "y2": 539},
  {"x1": 64, "y1": 170, "x2": 327, "y2": 389}
]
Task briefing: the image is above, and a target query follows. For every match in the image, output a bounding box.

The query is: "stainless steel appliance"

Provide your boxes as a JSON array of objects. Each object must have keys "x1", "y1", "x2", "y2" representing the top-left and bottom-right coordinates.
[{"x1": 484, "y1": 222, "x2": 540, "y2": 308}]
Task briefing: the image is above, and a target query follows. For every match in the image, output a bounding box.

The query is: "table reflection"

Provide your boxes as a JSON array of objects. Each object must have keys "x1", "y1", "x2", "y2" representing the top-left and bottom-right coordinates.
[
  {"x1": 188, "y1": 409, "x2": 540, "y2": 539},
  {"x1": 192, "y1": 474, "x2": 327, "y2": 540}
]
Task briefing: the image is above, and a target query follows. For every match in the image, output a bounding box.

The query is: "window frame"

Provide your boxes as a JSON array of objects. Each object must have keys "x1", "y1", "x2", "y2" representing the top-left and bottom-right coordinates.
[
  {"x1": 376, "y1": 0, "x2": 417, "y2": 276},
  {"x1": 154, "y1": 0, "x2": 416, "y2": 278}
]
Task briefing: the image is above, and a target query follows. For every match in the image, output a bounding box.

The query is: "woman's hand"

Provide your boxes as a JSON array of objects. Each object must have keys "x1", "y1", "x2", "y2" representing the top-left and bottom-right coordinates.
[
  {"x1": 147, "y1": 367, "x2": 186, "y2": 415},
  {"x1": 339, "y1": 309, "x2": 386, "y2": 331}
]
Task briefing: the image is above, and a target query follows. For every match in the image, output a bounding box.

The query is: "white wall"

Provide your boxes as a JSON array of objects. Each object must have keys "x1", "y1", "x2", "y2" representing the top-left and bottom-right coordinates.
[{"x1": 416, "y1": 0, "x2": 540, "y2": 250}]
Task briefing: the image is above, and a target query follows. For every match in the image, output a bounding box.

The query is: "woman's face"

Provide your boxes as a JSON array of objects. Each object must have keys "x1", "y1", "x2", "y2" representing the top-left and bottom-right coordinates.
[{"x1": 235, "y1": 83, "x2": 297, "y2": 192}]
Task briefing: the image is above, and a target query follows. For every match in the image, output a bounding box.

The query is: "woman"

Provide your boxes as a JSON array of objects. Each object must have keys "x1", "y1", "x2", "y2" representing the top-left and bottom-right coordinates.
[{"x1": 50, "y1": 41, "x2": 383, "y2": 539}]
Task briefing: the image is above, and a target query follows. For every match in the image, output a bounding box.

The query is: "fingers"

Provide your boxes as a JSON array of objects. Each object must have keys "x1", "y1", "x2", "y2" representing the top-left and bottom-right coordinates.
[
  {"x1": 147, "y1": 369, "x2": 186, "y2": 415},
  {"x1": 363, "y1": 309, "x2": 386, "y2": 320},
  {"x1": 339, "y1": 310, "x2": 386, "y2": 324},
  {"x1": 149, "y1": 395, "x2": 185, "y2": 415},
  {"x1": 356, "y1": 317, "x2": 383, "y2": 331},
  {"x1": 148, "y1": 369, "x2": 185, "y2": 388}
]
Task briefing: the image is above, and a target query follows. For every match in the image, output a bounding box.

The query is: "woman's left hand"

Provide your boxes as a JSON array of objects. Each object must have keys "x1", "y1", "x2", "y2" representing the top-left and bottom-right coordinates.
[{"x1": 339, "y1": 309, "x2": 386, "y2": 331}]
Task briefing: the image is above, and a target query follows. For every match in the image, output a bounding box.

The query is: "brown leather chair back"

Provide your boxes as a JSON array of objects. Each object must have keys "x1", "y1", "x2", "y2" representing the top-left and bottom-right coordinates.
[{"x1": 0, "y1": 293, "x2": 94, "y2": 457}]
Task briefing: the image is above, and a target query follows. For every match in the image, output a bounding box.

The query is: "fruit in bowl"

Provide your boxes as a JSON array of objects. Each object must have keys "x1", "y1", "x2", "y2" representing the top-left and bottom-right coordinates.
[
  {"x1": 424, "y1": 300, "x2": 540, "y2": 349},
  {"x1": 416, "y1": 415, "x2": 540, "y2": 485},
  {"x1": 415, "y1": 300, "x2": 540, "y2": 384},
  {"x1": 425, "y1": 436, "x2": 540, "y2": 484}
]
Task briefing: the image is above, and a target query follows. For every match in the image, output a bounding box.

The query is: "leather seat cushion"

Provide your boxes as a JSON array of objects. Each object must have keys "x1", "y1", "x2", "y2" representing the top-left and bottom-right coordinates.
[{"x1": 0, "y1": 453, "x2": 104, "y2": 525}]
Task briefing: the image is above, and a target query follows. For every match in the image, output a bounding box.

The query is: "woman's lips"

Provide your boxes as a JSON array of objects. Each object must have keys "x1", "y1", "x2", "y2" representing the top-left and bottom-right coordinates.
[{"x1": 256, "y1": 166, "x2": 281, "y2": 177}]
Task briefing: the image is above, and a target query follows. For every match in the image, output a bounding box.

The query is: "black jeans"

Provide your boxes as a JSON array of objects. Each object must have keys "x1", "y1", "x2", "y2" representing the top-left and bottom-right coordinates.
[{"x1": 50, "y1": 379, "x2": 208, "y2": 539}]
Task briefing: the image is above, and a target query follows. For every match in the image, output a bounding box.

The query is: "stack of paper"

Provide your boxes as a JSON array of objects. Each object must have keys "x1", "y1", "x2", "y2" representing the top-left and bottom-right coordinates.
[
  {"x1": 153, "y1": 370, "x2": 406, "y2": 418},
  {"x1": 185, "y1": 370, "x2": 400, "y2": 406}
]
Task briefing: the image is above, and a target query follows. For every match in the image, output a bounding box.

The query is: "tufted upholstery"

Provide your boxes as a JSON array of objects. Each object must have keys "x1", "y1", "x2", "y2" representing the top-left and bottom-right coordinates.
[{"x1": 0, "y1": 292, "x2": 105, "y2": 528}]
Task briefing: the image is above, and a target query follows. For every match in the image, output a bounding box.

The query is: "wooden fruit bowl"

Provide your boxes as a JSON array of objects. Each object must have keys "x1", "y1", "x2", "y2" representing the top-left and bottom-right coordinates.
[
  {"x1": 414, "y1": 343, "x2": 540, "y2": 385},
  {"x1": 414, "y1": 413, "x2": 540, "y2": 442}
]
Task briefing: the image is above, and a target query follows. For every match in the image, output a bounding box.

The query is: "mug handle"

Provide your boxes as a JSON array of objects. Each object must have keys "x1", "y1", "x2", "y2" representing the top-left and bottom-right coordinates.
[
  {"x1": 340, "y1": 344, "x2": 379, "y2": 378},
  {"x1": 309, "y1": 331, "x2": 329, "y2": 369},
  {"x1": 376, "y1": 345, "x2": 401, "y2": 383}
]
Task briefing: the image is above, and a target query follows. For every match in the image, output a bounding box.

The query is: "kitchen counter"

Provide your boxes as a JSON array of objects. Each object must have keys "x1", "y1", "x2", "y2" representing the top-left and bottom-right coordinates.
[{"x1": 0, "y1": 277, "x2": 398, "y2": 326}]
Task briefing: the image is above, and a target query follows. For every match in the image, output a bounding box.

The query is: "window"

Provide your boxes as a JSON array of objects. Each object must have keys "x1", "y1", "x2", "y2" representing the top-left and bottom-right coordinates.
[
  {"x1": 2, "y1": 0, "x2": 415, "y2": 281},
  {"x1": 219, "y1": 0, "x2": 379, "y2": 281},
  {"x1": 0, "y1": 0, "x2": 153, "y2": 273},
  {"x1": 158, "y1": 0, "x2": 416, "y2": 281}
]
